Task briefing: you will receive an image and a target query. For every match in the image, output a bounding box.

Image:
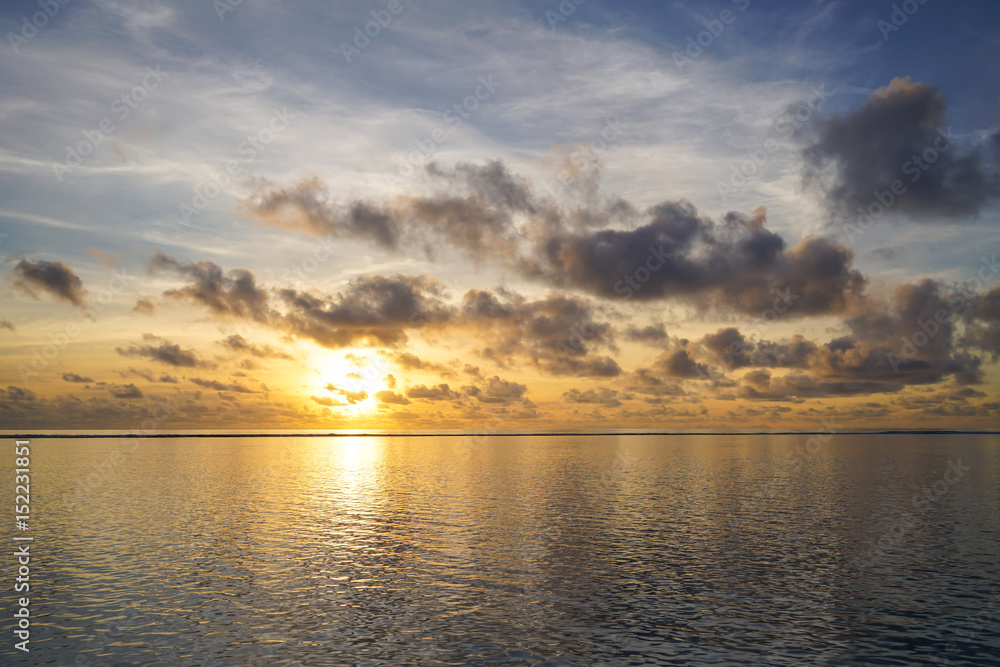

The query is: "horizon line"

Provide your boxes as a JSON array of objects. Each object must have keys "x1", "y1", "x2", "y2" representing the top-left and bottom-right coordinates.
[{"x1": 4, "y1": 429, "x2": 1000, "y2": 439}]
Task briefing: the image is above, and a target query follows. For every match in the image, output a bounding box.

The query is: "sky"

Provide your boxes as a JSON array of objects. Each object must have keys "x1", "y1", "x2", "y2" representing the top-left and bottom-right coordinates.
[{"x1": 1, "y1": 0, "x2": 998, "y2": 431}]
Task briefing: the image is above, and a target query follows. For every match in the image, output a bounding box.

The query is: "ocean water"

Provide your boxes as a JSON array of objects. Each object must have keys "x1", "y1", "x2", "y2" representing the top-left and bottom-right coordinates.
[{"x1": 2, "y1": 433, "x2": 999, "y2": 666}]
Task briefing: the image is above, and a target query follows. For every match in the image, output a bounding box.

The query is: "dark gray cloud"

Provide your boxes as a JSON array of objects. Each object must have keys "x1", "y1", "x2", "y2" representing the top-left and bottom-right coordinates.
[
  {"x1": 0, "y1": 318, "x2": 14, "y2": 331},
  {"x1": 655, "y1": 348, "x2": 711, "y2": 380},
  {"x1": 116, "y1": 335, "x2": 211, "y2": 368},
  {"x1": 245, "y1": 177, "x2": 400, "y2": 249},
  {"x1": 803, "y1": 77, "x2": 999, "y2": 223},
  {"x1": 389, "y1": 352, "x2": 454, "y2": 376},
  {"x1": 738, "y1": 373, "x2": 903, "y2": 400},
  {"x1": 61, "y1": 372, "x2": 94, "y2": 383},
  {"x1": 278, "y1": 274, "x2": 452, "y2": 348},
  {"x1": 149, "y1": 252, "x2": 270, "y2": 320},
  {"x1": 563, "y1": 387, "x2": 630, "y2": 407},
  {"x1": 189, "y1": 378, "x2": 256, "y2": 393},
  {"x1": 108, "y1": 383, "x2": 143, "y2": 399},
  {"x1": 121, "y1": 367, "x2": 179, "y2": 383},
  {"x1": 458, "y1": 289, "x2": 621, "y2": 377},
  {"x1": 624, "y1": 368, "x2": 688, "y2": 398},
  {"x1": 218, "y1": 334, "x2": 292, "y2": 360},
  {"x1": 697, "y1": 328, "x2": 815, "y2": 370},
  {"x1": 406, "y1": 384, "x2": 461, "y2": 401},
  {"x1": 245, "y1": 161, "x2": 537, "y2": 258},
  {"x1": 246, "y1": 165, "x2": 866, "y2": 316},
  {"x1": 695, "y1": 280, "x2": 985, "y2": 390},
  {"x1": 463, "y1": 376, "x2": 527, "y2": 404},
  {"x1": 146, "y1": 252, "x2": 618, "y2": 374},
  {"x1": 11, "y1": 259, "x2": 86, "y2": 306},
  {"x1": 827, "y1": 279, "x2": 981, "y2": 385},
  {"x1": 528, "y1": 204, "x2": 866, "y2": 315},
  {"x1": 622, "y1": 278, "x2": 990, "y2": 401},
  {"x1": 3, "y1": 386, "x2": 36, "y2": 402},
  {"x1": 965, "y1": 285, "x2": 1000, "y2": 357},
  {"x1": 624, "y1": 323, "x2": 668, "y2": 345}
]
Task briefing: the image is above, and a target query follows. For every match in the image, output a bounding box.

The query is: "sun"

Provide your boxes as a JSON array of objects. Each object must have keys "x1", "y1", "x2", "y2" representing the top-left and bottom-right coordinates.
[{"x1": 315, "y1": 349, "x2": 388, "y2": 416}]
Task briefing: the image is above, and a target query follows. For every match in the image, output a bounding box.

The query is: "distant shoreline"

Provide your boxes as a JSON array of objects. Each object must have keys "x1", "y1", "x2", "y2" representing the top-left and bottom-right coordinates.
[{"x1": 5, "y1": 430, "x2": 999, "y2": 438}]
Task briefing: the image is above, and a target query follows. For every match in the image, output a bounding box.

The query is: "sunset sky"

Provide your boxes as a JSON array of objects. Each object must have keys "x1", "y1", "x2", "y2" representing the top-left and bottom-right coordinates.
[{"x1": 1, "y1": 0, "x2": 999, "y2": 431}]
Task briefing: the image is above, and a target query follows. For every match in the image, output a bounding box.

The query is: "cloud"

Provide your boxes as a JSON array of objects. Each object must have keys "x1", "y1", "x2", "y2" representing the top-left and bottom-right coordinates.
[
  {"x1": 655, "y1": 348, "x2": 711, "y2": 380},
  {"x1": 121, "y1": 367, "x2": 178, "y2": 383},
  {"x1": 459, "y1": 288, "x2": 621, "y2": 377},
  {"x1": 146, "y1": 253, "x2": 618, "y2": 371},
  {"x1": 278, "y1": 274, "x2": 452, "y2": 348},
  {"x1": 524, "y1": 204, "x2": 866, "y2": 315},
  {"x1": 620, "y1": 277, "x2": 991, "y2": 402},
  {"x1": 563, "y1": 387, "x2": 629, "y2": 407},
  {"x1": 463, "y1": 376, "x2": 527, "y2": 404},
  {"x1": 11, "y1": 259, "x2": 86, "y2": 306},
  {"x1": 3, "y1": 386, "x2": 37, "y2": 402},
  {"x1": 625, "y1": 323, "x2": 668, "y2": 345},
  {"x1": 108, "y1": 383, "x2": 143, "y2": 399},
  {"x1": 965, "y1": 284, "x2": 1000, "y2": 358},
  {"x1": 244, "y1": 176, "x2": 401, "y2": 249},
  {"x1": 696, "y1": 327, "x2": 815, "y2": 369},
  {"x1": 739, "y1": 373, "x2": 903, "y2": 400},
  {"x1": 389, "y1": 351, "x2": 453, "y2": 376},
  {"x1": 132, "y1": 298, "x2": 156, "y2": 315},
  {"x1": 0, "y1": 318, "x2": 15, "y2": 331},
  {"x1": 189, "y1": 378, "x2": 256, "y2": 393},
  {"x1": 218, "y1": 334, "x2": 292, "y2": 360},
  {"x1": 803, "y1": 77, "x2": 999, "y2": 223},
  {"x1": 244, "y1": 161, "x2": 538, "y2": 258},
  {"x1": 148, "y1": 252, "x2": 270, "y2": 320},
  {"x1": 61, "y1": 372, "x2": 95, "y2": 383},
  {"x1": 116, "y1": 335, "x2": 211, "y2": 367},
  {"x1": 623, "y1": 368, "x2": 688, "y2": 398},
  {"x1": 245, "y1": 166, "x2": 866, "y2": 316},
  {"x1": 311, "y1": 395, "x2": 346, "y2": 407},
  {"x1": 375, "y1": 390, "x2": 411, "y2": 405},
  {"x1": 406, "y1": 384, "x2": 461, "y2": 401},
  {"x1": 322, "y1": 383, "x2": 367, "y2": 404}
]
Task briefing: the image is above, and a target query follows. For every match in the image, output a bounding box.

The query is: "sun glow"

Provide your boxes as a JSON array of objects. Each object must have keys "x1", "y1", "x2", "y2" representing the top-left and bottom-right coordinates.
[{"x1": 314, "y1": 350, "x2": 388, "y2": 416}]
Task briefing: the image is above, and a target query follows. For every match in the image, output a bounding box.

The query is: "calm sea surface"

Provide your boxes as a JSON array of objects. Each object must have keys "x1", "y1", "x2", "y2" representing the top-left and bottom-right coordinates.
[{"x1": 2, "y1": 433, "x2": 999, "y2": 665}]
